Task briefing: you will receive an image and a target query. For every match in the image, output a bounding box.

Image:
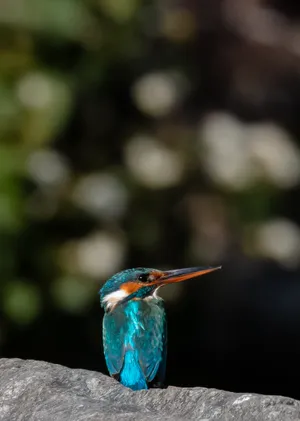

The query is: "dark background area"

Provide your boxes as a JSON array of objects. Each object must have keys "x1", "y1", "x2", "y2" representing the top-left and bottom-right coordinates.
[{"x1": 2, "y1": 0, "x2": 300, "y2": 400}]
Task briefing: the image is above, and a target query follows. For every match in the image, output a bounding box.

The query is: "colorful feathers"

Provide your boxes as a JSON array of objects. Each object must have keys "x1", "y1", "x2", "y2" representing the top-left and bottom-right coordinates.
[{"x1": 102, "y1": 299, "x2": 167, "y2": 390}]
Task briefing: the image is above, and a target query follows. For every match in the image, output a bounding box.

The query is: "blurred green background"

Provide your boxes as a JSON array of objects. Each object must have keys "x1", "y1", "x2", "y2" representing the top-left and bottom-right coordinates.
[{"x1": 2, "y1": 0, "x2": 300, "y2": 398}]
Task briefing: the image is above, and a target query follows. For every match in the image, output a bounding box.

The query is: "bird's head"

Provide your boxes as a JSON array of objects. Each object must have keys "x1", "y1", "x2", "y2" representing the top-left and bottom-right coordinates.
[{"x1": 100, "y1": 266, "x2": 221, "y2": 312}]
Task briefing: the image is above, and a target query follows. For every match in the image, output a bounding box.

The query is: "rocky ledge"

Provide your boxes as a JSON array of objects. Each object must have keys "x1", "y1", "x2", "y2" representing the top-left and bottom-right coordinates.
[{"x1": 0, "y1": 358, "x2": 299, "y2": 421}]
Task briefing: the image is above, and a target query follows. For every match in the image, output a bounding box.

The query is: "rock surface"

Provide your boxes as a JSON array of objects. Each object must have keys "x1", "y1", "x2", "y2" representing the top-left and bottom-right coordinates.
[{"x1": 0, "y1": 358, "x2": 299, "y2": 421}]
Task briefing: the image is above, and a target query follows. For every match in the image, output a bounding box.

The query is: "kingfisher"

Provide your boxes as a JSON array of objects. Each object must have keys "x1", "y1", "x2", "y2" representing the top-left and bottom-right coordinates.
[{"x1": 100, "y1": 265, "x2": 221, "y2": 391}]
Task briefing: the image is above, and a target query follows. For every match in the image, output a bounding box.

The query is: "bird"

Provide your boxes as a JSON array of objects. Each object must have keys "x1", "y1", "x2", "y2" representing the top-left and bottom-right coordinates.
[{"x1": 99, "y1": 265, "x2": 221, "y2": 391}]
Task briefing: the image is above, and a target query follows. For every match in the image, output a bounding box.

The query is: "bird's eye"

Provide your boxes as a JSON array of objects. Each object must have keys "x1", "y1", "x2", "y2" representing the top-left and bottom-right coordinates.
[{"x1": 138, "y1": 274, "x2": 149, "y2": 283}]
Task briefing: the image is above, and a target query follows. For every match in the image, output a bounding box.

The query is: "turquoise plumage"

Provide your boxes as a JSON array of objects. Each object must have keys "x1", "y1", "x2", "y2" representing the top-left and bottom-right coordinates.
[
  {"x1": 103, "y1": 298, "x2": 166, "y2": 390},
  {"x1": 100, "y1": 265, "x2": 221, "y2": 390}
]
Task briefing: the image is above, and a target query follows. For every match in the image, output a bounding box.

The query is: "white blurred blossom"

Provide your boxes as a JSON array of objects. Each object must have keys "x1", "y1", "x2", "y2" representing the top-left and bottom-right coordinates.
[
  {"x1": 72, "y1": 173, "x2": 128, "y2": 219},
  {"x1": 199, "y1": 113, "x2": 300, "y2": 190},
  {"x1": 255, "y1": 219, "x2": 300, "y2": 267},
  {"x1": 199, "y1": 112, "x2": 255, "y2": 190},
  {"x1": 17, "y1": 73, "x2": 55, "y2": 109},
  {"x1": 27, "y1": 149, "x2": 70, "y2": 187},
  {"x1": 132, "y1": 72, "x2": 186, "y2": 117},
  {"x1": 16, "y1": 72, "x2": 71, "y2": 146},
  {"x1": 247, "y1": 123, "x2": 300, "y2": 188},
  {"x1": 75, "y1": 232, "x2": 126, "y2": 279},
  {"x1": 125, "y1": 134, "x2": 184, "y2": 188}
]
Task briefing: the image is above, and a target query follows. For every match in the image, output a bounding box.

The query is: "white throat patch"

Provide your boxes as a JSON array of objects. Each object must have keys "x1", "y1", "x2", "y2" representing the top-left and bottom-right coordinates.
[
  {"x1": 144, "y1": 286, "x2": 161, "y2": 300},
  {"x1": 102, "y1": 289, "x2": 128, "y2": 310}
]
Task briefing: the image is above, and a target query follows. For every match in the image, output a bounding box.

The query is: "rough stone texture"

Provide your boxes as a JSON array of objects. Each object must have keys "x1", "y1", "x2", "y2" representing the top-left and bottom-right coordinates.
[{"x1": 0, "y1": 359, "x2": 299, "y2": 421}]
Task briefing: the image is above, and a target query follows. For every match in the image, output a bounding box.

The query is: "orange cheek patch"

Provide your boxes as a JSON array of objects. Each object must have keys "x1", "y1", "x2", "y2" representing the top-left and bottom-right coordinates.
[{"x1": 120, "y1": 282, "x2": 141, "y2": 294}]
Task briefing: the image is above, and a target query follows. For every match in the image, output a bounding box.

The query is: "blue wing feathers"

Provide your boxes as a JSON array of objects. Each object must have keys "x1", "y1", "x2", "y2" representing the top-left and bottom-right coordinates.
[
  {"x1": 103, "y1": 299, "x2": 166, "y2": 389},
  {"x1": 119, "y1": 350, "x2": 148, "y2": 390},
  {"x1": 103, "y1": 310, "x2": 126, "y2": 375}
]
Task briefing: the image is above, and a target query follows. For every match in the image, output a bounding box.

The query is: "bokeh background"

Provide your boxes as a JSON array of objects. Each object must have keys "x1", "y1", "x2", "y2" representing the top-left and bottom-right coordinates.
[{"x1": 1, "y1": 0, "x2": 300, "y2": 399}]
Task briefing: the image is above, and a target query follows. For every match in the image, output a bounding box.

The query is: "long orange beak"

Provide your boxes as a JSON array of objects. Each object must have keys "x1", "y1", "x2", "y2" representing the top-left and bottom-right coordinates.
[{"x1": 155, "y1": 265, "x2": 221, "y2": 285}]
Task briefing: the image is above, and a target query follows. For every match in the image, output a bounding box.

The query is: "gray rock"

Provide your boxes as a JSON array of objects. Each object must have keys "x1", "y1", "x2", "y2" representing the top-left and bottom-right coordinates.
[{"x1": 0, "y1": 359, "x2": 299, "y2": 421}]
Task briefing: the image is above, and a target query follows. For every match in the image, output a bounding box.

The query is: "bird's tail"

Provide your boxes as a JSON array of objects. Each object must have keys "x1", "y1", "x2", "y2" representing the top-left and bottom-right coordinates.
[{"x1": 120, "y1": 350, "x2": 147, "y2": 390}]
